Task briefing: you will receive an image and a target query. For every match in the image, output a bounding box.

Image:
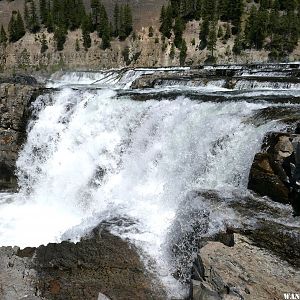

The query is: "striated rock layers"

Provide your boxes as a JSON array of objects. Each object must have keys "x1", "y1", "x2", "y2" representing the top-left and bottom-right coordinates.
[
  {"x1": 0, "y1": 75, "x2": 41, "y2": 191},
  {"x1": 0, "y1": 227, "x2": 166, "y2": 300}
]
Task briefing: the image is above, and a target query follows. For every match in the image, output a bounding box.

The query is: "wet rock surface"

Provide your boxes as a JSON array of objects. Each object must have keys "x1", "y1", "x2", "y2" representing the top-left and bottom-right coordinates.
[
  {"x1": 0, "y1": 80, "x2": 42, "y2": 191},
  {"x1": 187, "y1": 190, "x2": 300, "y2": 269},
  {"x1": 0, "y1": 228, "x2": 166, "y2": 300},
  {"x1": 192, "y1": 234, "x2": 300, "y2": 300},
  {"x1": 131, "y1": 64, "x2": 300, "y2": 90},
  {"x1": 248, "y1": 131, "x2": 300, "y2": 215}
]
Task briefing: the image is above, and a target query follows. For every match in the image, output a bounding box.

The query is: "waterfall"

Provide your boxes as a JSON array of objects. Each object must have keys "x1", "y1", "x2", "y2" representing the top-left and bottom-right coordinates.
[
  {"x1": 0, "y1": 68, "x2": 292, "y2": 297},
  {"x1": 47, "y1": 67, "x2": 190, "y2": 89}
]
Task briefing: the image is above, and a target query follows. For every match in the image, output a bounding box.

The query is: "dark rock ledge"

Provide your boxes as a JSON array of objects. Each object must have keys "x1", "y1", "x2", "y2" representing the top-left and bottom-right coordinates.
[
  {"x1": 0, "y1": 227, "x2": 166, "y2": 300},
  {"x1": 191, "y1": 233, "x2": 300, "y2": 300}
]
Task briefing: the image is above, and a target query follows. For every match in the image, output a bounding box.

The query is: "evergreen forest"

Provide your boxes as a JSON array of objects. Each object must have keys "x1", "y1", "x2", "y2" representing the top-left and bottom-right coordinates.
[{"x1": 0, "y1": 0, "x2": 133, "y2": 51}]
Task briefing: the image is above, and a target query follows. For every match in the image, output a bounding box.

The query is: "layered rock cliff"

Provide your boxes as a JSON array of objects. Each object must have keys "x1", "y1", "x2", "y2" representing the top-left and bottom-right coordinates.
[{"x1": 0, "y1": 75, "x2": 42, "y2": 190}]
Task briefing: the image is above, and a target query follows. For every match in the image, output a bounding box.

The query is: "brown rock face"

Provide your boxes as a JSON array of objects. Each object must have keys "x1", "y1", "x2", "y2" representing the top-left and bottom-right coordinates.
[
  {"x1": 0, "y1": 228, "x2": 166, "y2": 300},
  {"x1": 0, "y1": 79, "x2": 41, "y2": 190},
  {"x1": 248, "y1": 132, "x2": 300, "y2": 213},
  {"x1": 248, "y1": 152, "x2": 290, "y2": 204},
  {"x1": 35, "y1": 229, "x2": 165, "y2": 300}
]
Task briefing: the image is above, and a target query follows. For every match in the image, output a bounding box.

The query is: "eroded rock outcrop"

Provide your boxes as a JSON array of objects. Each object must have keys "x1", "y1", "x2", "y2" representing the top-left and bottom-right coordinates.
[
  {"x1": 192, "y1": 234, "x2": 300, "y2": 300},
  {"x1": 248, "y1": 131, "x2": 300, "y2": 215},
  {"x1": 0, "y1": 228, "x2": 166, "y2": 300},
  {"x1": 0, "y1": 77, "x2": 41, "y2": 191}
]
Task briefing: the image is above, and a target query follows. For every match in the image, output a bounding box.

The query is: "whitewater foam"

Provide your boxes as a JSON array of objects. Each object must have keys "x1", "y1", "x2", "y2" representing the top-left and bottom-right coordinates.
[{"x1": 0, "y1": 69, "x2": 292, "y2": 297}]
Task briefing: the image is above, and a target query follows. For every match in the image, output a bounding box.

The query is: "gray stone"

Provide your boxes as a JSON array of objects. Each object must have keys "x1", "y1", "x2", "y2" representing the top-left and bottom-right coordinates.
[
  {"x1": 0, "y1": 82, "x2": 42, "y2": 191},
  {"x1": 192, "y1": 234, "x2": 300, "y2": 300}
]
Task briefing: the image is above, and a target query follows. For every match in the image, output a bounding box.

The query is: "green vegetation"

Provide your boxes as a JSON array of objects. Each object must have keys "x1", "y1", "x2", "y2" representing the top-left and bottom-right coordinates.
[
  {"x1": 0, "y1": 0, "x2": 133, "y2": 52},
  {"x1": 8, "y1": 10, "x2": 25, "y2": 42},
  {"x1": 0, "y1": 25, "x2": 8, "y2": 46},
  {"x1": 24, "y1": 0, "x2": 40, "y2": 33},
  {"x1": 159, "y1": 0, "x2": 300, "y2": 62},
  {"x1": 40, "y1": 33, "x2": 48, "y2": 53},
  {"x1": 179, "y1": 39, "x2": 187, "y2": 65},
  {"x1": 0, "y1": 0, "x2": 299, "y2": 64}
]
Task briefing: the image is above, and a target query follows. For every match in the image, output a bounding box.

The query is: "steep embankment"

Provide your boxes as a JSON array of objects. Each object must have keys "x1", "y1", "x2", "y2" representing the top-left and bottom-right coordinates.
[{"x1": 0, "y1": 75, "x2": 42, "y2": 190}]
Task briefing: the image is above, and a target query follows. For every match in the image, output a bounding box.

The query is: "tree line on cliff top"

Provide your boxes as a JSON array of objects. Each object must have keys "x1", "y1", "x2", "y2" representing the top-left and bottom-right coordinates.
[
  {"x1": 159, "y1": 0, "x2": 300, "y2": 62},
  {"x1": 0, "y1": 0, "x2": 299, "y2": 63},
  {"x1": 0, "y1": 0, "x2": 133, "y2": 51}
]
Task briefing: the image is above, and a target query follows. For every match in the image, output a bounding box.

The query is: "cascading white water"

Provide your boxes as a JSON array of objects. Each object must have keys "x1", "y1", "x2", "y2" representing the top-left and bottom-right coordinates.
[
  {"x1": 0, "y1": 69, "x2": 290, "y2": 297},
  {"x1": 47, "y1": 67, "x2": 190, "y2": 89}
]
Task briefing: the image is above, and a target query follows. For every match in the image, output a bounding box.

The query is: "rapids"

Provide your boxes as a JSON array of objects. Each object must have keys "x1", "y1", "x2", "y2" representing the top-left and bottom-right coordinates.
[{"x1": 0, "y1": 66, "x2": 300, "y2": 297}]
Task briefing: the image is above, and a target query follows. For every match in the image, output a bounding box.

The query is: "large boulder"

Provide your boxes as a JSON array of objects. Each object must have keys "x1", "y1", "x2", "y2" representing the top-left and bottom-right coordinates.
[
  {"x1": 0, "y1": 82, "x2": 42, "y2": 190},
  {"x1": 248, "y1": 132, "x2": 300, "y2": 214},
  {"x1": 0, "y1": 228, "x2": 166, "y2": 300},
  {"x1": 248, "y1": 152, "x2": 290, "y2": 204},
  {"x1": 192, "y1": 234, "x2": 300, "y2": 300}
]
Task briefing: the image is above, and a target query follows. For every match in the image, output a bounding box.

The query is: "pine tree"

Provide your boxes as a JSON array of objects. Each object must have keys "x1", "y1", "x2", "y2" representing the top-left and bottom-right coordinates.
[
  {"x1": 98, "y1": 4, "x2": 109, "y2": 38},
  {"x1": 169, "y1": 43, "x2": 175, "y2": 59},
  {"x1": 40, "y1": 0, "x2": 48, "y2": 25},
  {"x1": 8, "y1": 11, "x2": 25, "y2": 42},
  {"x1": 245, "y1": 5, "x2": 257, "y2": 47},
  {"x1": 40, "y1": 33, "x2": 48, "y2": 53},
  {"x1": 82, "y1": 14, "x2": 92, "y2": 50},
  {"x1": 91, "y1": 0, "x2": 101, "y2": 31},
  {"x1": 99, "y1": 5, "x2": 110, "y2": 49},
  {"x1": 113, "y1": 3, "x2": 120, "y2": 37},
  {"x1": 75, "y1": 38, "x2": 80, "y2": 51},
  {"x1": 195, "y1": 0, "x2": 202, "y2": 20},
  {"x1": 118, "y1": 5, "x2": 126, "y2": 40},
  {"x1": 223, "y1": 23, "x2": 231, "y2": 40},
  {"x1": 233, "y1": 32, "x2": 243, "y2": 55},
  {"x1": 201, "y1": 0, "x2": 216, "y2": 21},
  {"x1": 159, "y1": 5, "x2": 166, "y2": 32},
  {"x1": 207, "y1": 20, "x2": 217, "y2": 57},
  {"x1": 160, "y1": 3, "x2": 173, "y2": 38},
  {"x1": 148, "y1": 26, "x2": 154, "y2": 37},
  {"x1": 171, "y1": 0, "x2": 181, "y2": 18},
  {"x1": 46, "y1": 10, "x2": 54, "y2": 33},
  {"x1": 217, "y1": 26, "x2": 223, "y2": 38},
  {"x1": 0, "y1": 25, "x2": 7, "y2": 45},
  {"x1": 24, "y1": 1, "x2": 30, "y2": 30},
  {"x1": 273, "y1": 0, "x2": 280, "y2": 11},
  {"x1": 174, "y1": 16, "x2": 185, "y2": 48},
  {"x1": 199, "y1": 18, "x2": 209, "y2": 49},
  {"x1": 124, "y1": 4, "x2": 133, "y2": 37},
  {"x1": 179, "y1": 39, "x2": 187, "y2": 66},
  {"x1": 54, "y1": 24, "x2": 67, "y2": 51},
  {"x1": 28, "y1": 0, "x2": 40, "y2": 33},
  {"x1": 101, "y1": 28, "x2": 111, "y2": 49},
  {"x1": 17, "y1": 10, "x2": 26, "y2": 40},
  {"x1": 231, "y1": 0, "x2": 244, "y2": 31}
]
